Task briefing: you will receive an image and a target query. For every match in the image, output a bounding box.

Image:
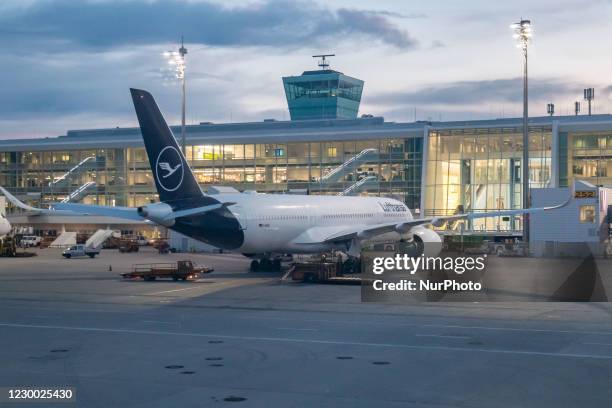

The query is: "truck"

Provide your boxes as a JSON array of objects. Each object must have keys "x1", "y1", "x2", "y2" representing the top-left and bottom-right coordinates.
[
  {"x1": 289, "y1": 253, "x2": 362, "y2": 284},
  {"x1": 121, "y1": 260, "x2": 214, "y2": 281},
  {"x1": 20, "y1": 235, "x2": 42, "y2": 248},
  {"x1": 62, "y1": 245, "x2": 100, "y2": 258},
  {"x1": 118, "y1": 239, "x2": 140, "y2": 253}
]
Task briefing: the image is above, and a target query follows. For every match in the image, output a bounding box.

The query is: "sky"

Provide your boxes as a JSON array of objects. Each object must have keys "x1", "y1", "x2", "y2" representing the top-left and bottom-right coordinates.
[{"x1": 0, "y1": 0, "x2": 611, "y2": 139}]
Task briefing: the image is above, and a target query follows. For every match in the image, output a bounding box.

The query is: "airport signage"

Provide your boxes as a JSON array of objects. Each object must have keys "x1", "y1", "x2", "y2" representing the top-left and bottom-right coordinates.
[{"x1": 575, "y1": 191, "x2": 596, "y2": 199}]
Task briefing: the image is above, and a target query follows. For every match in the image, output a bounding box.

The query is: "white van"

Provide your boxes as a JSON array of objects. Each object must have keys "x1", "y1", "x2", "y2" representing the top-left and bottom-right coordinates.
[{"x1": 21, "y1": 235, "x2": 41, "y2": 248}]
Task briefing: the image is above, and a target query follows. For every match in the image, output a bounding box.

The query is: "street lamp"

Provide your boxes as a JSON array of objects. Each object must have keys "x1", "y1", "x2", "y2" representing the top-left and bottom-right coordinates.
[
  {"x1": 511, "y1": 18, "x2": 532, "y2": 247},
  {"x1": 584, "y1": 88, "x2": 594, "y2": 115},
  {"x1": 163, "y1": 37, "x2": 188, "y2": 154}
]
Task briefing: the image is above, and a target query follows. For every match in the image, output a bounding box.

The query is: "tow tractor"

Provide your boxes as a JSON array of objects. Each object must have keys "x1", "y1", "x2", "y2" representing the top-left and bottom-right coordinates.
[
  {"x1": 287, "y1": 253, "x2": 362, "y2": 284},
  {"x1": 121, "y1": 260, "x2": 214, "y2": 281}
]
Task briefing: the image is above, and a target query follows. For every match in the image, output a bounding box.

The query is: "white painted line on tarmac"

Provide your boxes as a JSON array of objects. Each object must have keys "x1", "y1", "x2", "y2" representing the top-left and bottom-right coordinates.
[
  {"x1": 142, "y1": 320, "x2": 177, "y2": 325},
  {"x1": 276, "y1": 327, "x2": 318, "y2": 332},
  {"x1": 245, "y1": 316, "x2": 612, "y2": 337},
  {"x1": 146, "y1": 287, "x2": 202, "y2": 295},
  {"x1": 2, "y1": 322, "x2": 612, "y2": 361},
  {"x1": 415, "y1": 334, "x2": 470, "y2": 339},
  {"x1": 423, "y1": 324, "x2": 612, "y2": 337}
]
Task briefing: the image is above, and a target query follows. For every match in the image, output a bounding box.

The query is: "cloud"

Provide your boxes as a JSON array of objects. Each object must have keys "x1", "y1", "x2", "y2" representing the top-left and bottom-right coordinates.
[
  {"x1": 368, "y1": 78, "x2": 582, "y2": 107},
  {"x1": 0, "y1": 0, "x2": 418, "y2": 50}
]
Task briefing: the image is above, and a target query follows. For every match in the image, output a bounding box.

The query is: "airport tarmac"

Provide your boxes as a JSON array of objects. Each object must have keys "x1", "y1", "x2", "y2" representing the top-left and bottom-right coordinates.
[{"x1": 1, "y1": 248, "x2": 612, "y2": 407}]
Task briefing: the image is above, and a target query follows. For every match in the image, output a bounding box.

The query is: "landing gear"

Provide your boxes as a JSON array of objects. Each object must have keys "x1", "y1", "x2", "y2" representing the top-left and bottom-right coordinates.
[
  {"x1": 342, "y1": 257, "x2": 361, "y2": 274},
  {"x1": 398, "y1": 237, "x2": 425, "y2": 257},
  {"x1": 249, "y1": 257, "x2": 282, "y2": 272}
]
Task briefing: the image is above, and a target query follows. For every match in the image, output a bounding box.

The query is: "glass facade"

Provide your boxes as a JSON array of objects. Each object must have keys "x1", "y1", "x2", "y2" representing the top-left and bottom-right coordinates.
[
  {"x1": 282, "y1": 71, "x2": 364, "y2": 120},
  {"x1": 564, "y1": 130, "x2": 612, "y2": 187},
  {"x1": 2, "y1": 116, "x2": 611, "y2": 239},
  {"x1": 0, "y1": 137, "x2": 423, "y2": 213},
  {"x1": 424, "y1": 126, "x2": 552, "y2": 232}
]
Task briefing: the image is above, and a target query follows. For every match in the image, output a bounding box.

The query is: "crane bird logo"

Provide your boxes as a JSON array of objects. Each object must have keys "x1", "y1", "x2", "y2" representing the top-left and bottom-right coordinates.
[
  {"x1": 159, "y1": 162, "x2": 181, "y2": 178},
  {"x1": 155, "y1": 146, "x2": 184, "y2": 192}
]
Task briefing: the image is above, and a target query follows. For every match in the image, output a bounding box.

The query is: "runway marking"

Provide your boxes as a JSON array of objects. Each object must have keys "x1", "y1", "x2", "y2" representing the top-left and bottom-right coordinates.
[
  {"x1": 142, "y1": 320, "x2": 177, "y2": 325},
  {"x1": 415, "y1": 334, "x2": 470, "y2": 339},
  {"x1": 146, "y1": 287, "x2": 202, "y2": 295},
  {"x1": 276, "y1": 327, "x2": 318, "y2": 332},
  {"x1": 247, "y1": 316, "x2": 612, "y2": 337},
  {"x1": 2, "y1": 322, "x2": 612, "y2": 361},
  {"x1": 583, "y1": 342, "x2": 612, "y2": 347},
  {"x1": 423, "y1": 324, "x2": 612, "y2": 336}
]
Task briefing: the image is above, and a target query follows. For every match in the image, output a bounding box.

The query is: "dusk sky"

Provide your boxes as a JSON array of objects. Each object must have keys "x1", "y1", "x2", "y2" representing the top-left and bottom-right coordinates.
[{"x1": 1, "y1": 0, "x2": 611, "y2": 139}]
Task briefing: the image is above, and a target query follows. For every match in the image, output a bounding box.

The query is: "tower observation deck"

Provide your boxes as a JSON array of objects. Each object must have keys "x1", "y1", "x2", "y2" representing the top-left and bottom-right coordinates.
[{"x1": 282, "y1": 55, "x2": 364, "y2": 121}]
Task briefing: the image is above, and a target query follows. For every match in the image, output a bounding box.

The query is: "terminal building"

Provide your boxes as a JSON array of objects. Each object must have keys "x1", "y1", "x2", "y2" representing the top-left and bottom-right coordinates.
[{"x1": 1, "y1": 60, "x2": 611, "y2": 251}]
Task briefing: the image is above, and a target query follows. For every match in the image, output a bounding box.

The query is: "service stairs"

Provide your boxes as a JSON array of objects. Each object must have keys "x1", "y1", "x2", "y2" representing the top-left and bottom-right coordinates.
[
  {"x1": 319, "y1": 148, "x2": 378, "y2": 183},
  {"x1": 338, "y1": 175, "x2": 378, "y2": 196},
  {"x1": 86, "y1": 229, "x2": 115, "y2": 249},
  {"x1": 49, "y1": 232, "x2": 77, "y2": 248}
]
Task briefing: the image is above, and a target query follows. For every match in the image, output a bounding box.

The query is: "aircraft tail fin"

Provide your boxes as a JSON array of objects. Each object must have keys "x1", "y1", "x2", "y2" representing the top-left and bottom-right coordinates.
[{"x1": 130, "y1": 88, "x2": 218, "y2": 209}]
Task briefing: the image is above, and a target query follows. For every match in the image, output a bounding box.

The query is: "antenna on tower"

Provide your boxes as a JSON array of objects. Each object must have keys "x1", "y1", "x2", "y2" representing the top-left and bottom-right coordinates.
[{"x1": 312, "y1": 54, "x2": 335, "y2": 70}]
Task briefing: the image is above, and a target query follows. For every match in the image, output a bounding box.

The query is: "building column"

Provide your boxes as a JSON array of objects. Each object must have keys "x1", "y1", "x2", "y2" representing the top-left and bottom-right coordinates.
[
  {"x1": 551, "y1": 120, "x2": 559, "y2": 188},
  {"x1": 419, "y1": 125, "x2": 430, "y2": 214}
]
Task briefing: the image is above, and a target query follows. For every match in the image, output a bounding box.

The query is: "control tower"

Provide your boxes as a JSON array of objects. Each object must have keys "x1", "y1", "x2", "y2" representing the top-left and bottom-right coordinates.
[{"x1": 282, "y1": 55, "x2": 364, "y2": 121}]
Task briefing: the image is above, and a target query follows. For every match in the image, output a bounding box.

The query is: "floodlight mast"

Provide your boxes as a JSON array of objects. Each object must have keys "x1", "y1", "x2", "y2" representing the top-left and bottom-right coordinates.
[
  {"x1": 547, "y1": 103, "x2": 554, "y2": 116},
  {"x1": 163, "y1": 36, "x2": 188, "y2": 154},
  {"x1": 179, "y1": 37, "x2": 187, "y2": 155},
  {"x1": 511, "y1": 18, "x2": 532, "y2": 248},
  {"x1": 574, "y1": 101, "x2": 581, "y2": 116}
]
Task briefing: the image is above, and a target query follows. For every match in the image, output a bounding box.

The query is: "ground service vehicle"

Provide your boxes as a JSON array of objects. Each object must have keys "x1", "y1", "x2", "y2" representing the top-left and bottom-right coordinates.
[
  {"x1": 62, "y1": 245, "x2": 100, "y2": 258},
  {"x1": 118, "y1": 240, "x2": 139, "y2": 253},
  {"x1": 20, "y1": 235, "x2": 41, "y2": 248},
  {"x1": 121, "y1": 260, "x2": 213, "y2": 281}
]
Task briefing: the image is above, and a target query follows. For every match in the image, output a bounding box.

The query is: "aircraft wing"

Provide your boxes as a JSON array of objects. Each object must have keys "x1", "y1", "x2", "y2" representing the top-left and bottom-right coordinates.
[
  {"x1": 51, "y1": 202, "x2": 143, "y2": 221},
  {"x1": 0, "y1": 185, "x2": 143, "y2": 220},
  {"x1": 320, "y1": 191, "x2": 573, "y2": 244}
]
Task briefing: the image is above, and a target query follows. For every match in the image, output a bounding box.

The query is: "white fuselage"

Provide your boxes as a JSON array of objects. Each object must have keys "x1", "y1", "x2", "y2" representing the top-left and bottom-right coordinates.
[{"x1": 218, "y1": 193, "x2": 413, "y2": 254}]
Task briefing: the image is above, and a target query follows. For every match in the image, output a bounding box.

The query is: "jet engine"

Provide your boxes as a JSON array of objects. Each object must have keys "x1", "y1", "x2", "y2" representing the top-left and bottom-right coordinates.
[
  {"x1": 403, "y1": 226, "x2": 443, "y2": 257},
  {"x1": 137, "y1": 202, "x2": 175, "y2": 227}
]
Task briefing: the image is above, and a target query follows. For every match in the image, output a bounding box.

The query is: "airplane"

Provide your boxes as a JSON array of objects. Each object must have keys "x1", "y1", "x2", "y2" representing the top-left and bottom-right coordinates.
[
  {"x1": 0, "y1": 88, "x2": 572, "y2": 271},
  {"x1": 0, "y1": 213, "x2": 10, "y2": 237}
]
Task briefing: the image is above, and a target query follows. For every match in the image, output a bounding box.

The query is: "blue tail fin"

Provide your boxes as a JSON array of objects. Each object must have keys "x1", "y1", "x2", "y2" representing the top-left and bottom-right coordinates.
[{"x1": 130, "y1": 88, "x2": 218, "y2": 209}]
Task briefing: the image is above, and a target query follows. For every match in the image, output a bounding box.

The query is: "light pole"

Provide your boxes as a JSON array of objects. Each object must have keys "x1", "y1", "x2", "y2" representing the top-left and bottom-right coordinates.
[
  {"x1": 547, "y1": 103, "x2": 554, "y2": 116},
  {"x1": 574, "y1": 101, "x2": 581, "y2": 116},
  {"x1": 164, "y1": 37, "x2": 188, "y2": 154},
  {"x1": 511, "y1": 19, "x2": 532, "y2": 246},
  {"x1": 584, "y1": 88, "x2": 594, "y2": 116}
]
